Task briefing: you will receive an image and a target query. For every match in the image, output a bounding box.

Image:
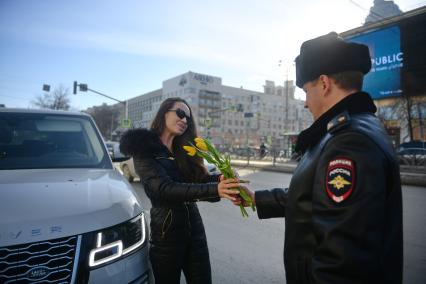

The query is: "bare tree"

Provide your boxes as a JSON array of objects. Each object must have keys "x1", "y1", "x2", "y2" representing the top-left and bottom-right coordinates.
[
  {"x1": 32, "y1": 85, "x2": 71, "y2": 110},
  {"x1": 377, "y1": 96, "x2": 425, "y2": 142},
  {"x1": 85, "y1": 103, "x2": 121, "y2": 140}
]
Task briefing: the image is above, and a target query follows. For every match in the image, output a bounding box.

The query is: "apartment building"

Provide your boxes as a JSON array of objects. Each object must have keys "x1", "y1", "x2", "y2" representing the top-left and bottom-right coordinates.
[{"x1": 123, "y1": 71, "x2": 312, "y2": 151}]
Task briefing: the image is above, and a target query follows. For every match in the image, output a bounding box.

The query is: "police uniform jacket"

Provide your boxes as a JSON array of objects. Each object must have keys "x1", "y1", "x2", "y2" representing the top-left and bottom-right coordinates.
[{"x1": 255, "y1": 92, "x2": 403, "y2": 284}]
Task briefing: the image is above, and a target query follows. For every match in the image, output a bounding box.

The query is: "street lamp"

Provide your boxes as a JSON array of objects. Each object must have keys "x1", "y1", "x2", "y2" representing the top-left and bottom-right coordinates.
[{"x1": 278, "y1": 60, "x2": 290, "y2": 133}]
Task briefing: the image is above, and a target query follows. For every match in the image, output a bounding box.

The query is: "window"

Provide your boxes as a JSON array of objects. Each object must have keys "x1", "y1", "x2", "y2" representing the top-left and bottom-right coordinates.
[{"x1": 0, "y1": 113, "x2": 109, "y2": 170}]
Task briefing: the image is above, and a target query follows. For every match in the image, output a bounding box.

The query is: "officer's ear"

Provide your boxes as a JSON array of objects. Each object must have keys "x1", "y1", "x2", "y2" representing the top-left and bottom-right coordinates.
[{"x1": 319, "y1": 75, "x2": 332, "y2": 96}]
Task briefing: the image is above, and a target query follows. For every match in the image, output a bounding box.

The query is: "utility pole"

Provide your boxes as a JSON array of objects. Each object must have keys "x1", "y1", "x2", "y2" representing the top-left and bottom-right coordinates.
[
  {"x1": 279, "y1": 59, "x2": 292, "y2": 155},
  {"x1": 404, "y1": 93, "x2": 414, "y2": 141},
  {"x1": 285, "y1": 72, "x2": 289, "y2": 132},
  {"x1": 244, "y1": 112, "x2": 254, "y2": 165}
]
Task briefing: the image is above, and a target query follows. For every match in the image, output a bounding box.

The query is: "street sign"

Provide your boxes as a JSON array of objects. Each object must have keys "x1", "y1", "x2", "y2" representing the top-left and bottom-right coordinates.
[{"x1": 121, "y1": 118, "x2": 132, "y2": 128}]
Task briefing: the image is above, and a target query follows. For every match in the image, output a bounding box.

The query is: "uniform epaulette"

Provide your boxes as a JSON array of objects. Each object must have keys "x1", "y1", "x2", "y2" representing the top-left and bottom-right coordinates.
[{"x1": 327, "y1": 111, "x2": 350, "y2": 133}]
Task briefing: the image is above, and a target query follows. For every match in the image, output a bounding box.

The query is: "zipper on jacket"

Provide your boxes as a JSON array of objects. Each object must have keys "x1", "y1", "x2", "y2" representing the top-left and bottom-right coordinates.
[
  {"x1": 184, "y1": 203, "x2": 192, "y2": 232},
  {"x1": 161, "y1": 209, "x2": 173, "y2": 238},
  {"x1": 155, "y1": 156, "x2": 174, "y2": 160}
]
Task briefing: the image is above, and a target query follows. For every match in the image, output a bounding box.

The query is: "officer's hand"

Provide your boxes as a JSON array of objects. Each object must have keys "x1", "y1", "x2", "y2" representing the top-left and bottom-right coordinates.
[{"x1": 232, "y1": 185, "x2": 255, "y2": 207}]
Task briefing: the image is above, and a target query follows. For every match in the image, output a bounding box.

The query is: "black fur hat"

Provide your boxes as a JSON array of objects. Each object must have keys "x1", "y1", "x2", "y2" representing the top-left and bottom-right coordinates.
[{"x1": 295, "y1": 32, "x2": 371, "y2": 88}]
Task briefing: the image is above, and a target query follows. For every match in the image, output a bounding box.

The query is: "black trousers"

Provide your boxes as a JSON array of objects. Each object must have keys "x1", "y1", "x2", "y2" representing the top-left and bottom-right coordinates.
[{"x1": 149, "y1": 237, "x2": 212, "y2": 284}]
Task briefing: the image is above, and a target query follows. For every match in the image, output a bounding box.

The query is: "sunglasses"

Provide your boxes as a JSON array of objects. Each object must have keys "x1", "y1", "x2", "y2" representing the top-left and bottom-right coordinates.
[{"x1": 168, "y1": 108, "x2": 191, "y2": 120}]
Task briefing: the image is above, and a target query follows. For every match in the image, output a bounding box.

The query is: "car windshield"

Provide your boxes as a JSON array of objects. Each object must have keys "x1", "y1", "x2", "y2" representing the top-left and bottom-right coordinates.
[{"x1": 0, "y1": 112, "x2": 112, "y2": 170}]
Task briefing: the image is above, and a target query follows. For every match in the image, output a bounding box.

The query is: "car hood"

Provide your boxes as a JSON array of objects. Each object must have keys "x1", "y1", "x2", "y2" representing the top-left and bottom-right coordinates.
[{"x1": 0, "y1": 169, "x2": 143, "y2": 247}]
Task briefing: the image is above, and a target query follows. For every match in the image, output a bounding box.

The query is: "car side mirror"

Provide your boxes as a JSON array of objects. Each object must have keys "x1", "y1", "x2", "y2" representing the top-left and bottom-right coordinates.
[{"x1": 112, "y1": 156, "x2": 131, "y2": 163}]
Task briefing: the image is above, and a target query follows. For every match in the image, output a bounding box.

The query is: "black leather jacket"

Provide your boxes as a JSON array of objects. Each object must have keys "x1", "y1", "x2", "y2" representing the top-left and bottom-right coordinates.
[
  {"x1": 255, "y1": 92, "x2": 403, "y2": 284},
  {"x1": 119, "y1": 129, "x2": 220, "y2": 243}
]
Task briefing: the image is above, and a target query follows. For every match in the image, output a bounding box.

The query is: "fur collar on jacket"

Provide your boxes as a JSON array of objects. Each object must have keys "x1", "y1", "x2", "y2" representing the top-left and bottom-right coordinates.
[{"x1": 119, "y1": 128, "x2": 167, "y2": 158}]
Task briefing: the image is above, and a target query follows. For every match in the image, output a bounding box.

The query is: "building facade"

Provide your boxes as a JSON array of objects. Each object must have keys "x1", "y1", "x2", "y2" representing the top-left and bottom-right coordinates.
[
  {"x1": 365, "y1": 0, "x2": 402, "y2": 24},
  {"x1": 125, "y1": 71, "x2": 312, "y2": 152}
]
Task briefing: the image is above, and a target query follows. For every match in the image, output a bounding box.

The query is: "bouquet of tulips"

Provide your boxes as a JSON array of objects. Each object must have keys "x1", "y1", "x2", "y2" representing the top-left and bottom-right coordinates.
[{"x1": 183, "y1": 137, "x2": 255, "y2": 217}]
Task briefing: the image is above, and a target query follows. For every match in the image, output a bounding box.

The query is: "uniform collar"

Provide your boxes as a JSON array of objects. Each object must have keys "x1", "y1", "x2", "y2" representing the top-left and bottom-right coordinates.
[{"x1": 295, "y1": 92, "x2": 377, "y2": 153}]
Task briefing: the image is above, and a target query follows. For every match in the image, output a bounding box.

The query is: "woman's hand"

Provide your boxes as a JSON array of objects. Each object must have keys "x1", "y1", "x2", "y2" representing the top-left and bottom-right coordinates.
[
  {"x1": 217, "y1": 175, "x2": 241, "y2": 201},
  {"x1": 231, "y1": 185, "x2": 255, "y2": 207}
]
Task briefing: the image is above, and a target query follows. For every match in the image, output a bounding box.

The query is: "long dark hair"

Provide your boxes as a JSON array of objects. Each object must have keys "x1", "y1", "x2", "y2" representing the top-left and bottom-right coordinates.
[{"x1": 151, "y1": 97, "x2": 207, "y2": 183}]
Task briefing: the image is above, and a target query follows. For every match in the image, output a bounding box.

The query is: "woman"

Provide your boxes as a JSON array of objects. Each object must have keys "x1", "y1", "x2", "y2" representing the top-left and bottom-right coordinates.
[{"x1": 119, "y1": 97, "x2": 240, "y2": 284}]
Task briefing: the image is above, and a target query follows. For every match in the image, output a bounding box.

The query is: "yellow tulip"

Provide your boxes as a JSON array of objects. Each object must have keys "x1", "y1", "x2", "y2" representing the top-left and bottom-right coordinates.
[
  {"x1": 194, "y1": 137, "x2": 208, "y2": 151},
  {"x1": 183, "y1": 145, "x2": 197, "y2": 156}
]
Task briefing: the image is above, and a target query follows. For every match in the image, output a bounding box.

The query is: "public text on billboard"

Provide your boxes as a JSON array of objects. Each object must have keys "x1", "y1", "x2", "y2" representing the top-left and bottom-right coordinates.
[{"x1": 346, "y1": 26, "x2": 403, "y2": 99}]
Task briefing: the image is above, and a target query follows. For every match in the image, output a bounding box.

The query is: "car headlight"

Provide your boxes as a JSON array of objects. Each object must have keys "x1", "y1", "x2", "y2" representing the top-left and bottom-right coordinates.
[{"x1": 89, "y1": 213, "x2": 146, "y2": 267}]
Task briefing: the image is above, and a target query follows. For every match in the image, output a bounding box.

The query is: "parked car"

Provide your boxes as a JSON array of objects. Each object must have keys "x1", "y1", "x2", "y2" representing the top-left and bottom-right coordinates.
[
  {"x1": 105, "y1": 140, "x2": 125, "y2": 159},
  {"x1": 120, "y1": 157, "x2": 220, "y2": 182},
  {"x1": 206, "y1": 160, "x2": 220, "y2": 175},
  {"x1": 396, "y1": 141, "x2": 426, "y2": 166},
  {"x1": 396, "y1": 147, "x2": 426, "y2": 166},
  {"x1": 232, "y1": 147, "x2": 257, "y2": 158},
  {"x1": 396, "y1": 140, "x2": 426, "y2": 152},
  {"x1": 0, "y1": 108, "x2": 151, "y2": 283}
]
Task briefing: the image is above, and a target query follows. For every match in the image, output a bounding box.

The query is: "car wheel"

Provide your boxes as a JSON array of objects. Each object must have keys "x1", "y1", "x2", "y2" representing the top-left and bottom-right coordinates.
[{"x1": 122, "y1": 164, "x2": 134, "y2": 182}]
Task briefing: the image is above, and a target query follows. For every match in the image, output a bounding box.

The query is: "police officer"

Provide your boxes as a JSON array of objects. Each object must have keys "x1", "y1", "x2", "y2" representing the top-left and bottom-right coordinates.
[{"x1": 237, "y1": 32, "x2": 403, "y2": 283}]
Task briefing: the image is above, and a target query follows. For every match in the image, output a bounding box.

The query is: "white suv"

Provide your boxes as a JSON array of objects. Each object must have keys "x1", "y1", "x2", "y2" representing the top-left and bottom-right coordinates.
[{"x1": 0, "y1": 109, "x2": 151, "y2": 283}]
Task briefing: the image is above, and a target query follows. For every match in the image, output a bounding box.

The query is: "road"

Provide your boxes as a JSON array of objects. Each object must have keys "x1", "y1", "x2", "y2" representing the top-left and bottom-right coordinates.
[{"x1": 131, "y1": 168, "x2": 426, "y2": 284}]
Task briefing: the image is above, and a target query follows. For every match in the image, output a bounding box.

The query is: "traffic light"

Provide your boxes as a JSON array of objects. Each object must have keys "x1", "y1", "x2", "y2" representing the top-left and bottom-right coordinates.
[
  {"x1": 79, "y1": 84, "x2": 88, "y2": 92},
  {"x1": 42, "y1": 84, "x2": 50, "y2": 92},
  {"x1": 73, "y1": 81, "x2": 78, "y2": 95}
]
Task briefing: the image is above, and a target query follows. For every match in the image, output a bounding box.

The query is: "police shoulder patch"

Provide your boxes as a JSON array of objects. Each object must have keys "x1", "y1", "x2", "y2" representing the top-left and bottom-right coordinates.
[{"x1": 325, "y1": 157, "x2": 355, "y2": 203}]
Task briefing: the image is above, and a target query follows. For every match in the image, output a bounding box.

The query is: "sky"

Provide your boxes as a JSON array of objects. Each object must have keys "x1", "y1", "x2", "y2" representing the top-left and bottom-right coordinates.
[{"x1": 0, "y1": 0, "x2": 424, "y2": 110}]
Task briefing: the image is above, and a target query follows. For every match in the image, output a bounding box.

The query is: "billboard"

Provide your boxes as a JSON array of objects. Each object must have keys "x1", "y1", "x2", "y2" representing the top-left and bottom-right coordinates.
[
  {"x1": 346, "y1": 26, "x2": 403, "y2": 99},
  {"x1": 343, "y1": 9, "x2": 426, "y2": 100}
]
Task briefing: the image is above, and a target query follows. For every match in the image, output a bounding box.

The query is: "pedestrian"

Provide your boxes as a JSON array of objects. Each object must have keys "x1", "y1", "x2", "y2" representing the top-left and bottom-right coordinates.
[
  {"x1": 259, "y1": 142, "x2": 267, "y2": 158},
  {"x1": 236, "y1": 32, "x2": 403, "y2": 283},
  {"x1": 120, "y1": 97, "x2": 240, "y2": 284}
]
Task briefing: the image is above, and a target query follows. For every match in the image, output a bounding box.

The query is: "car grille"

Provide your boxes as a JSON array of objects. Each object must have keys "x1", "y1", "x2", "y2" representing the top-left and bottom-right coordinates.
[{"x1": 0, "y1": 235, "x2": 80, "y2": 284}]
